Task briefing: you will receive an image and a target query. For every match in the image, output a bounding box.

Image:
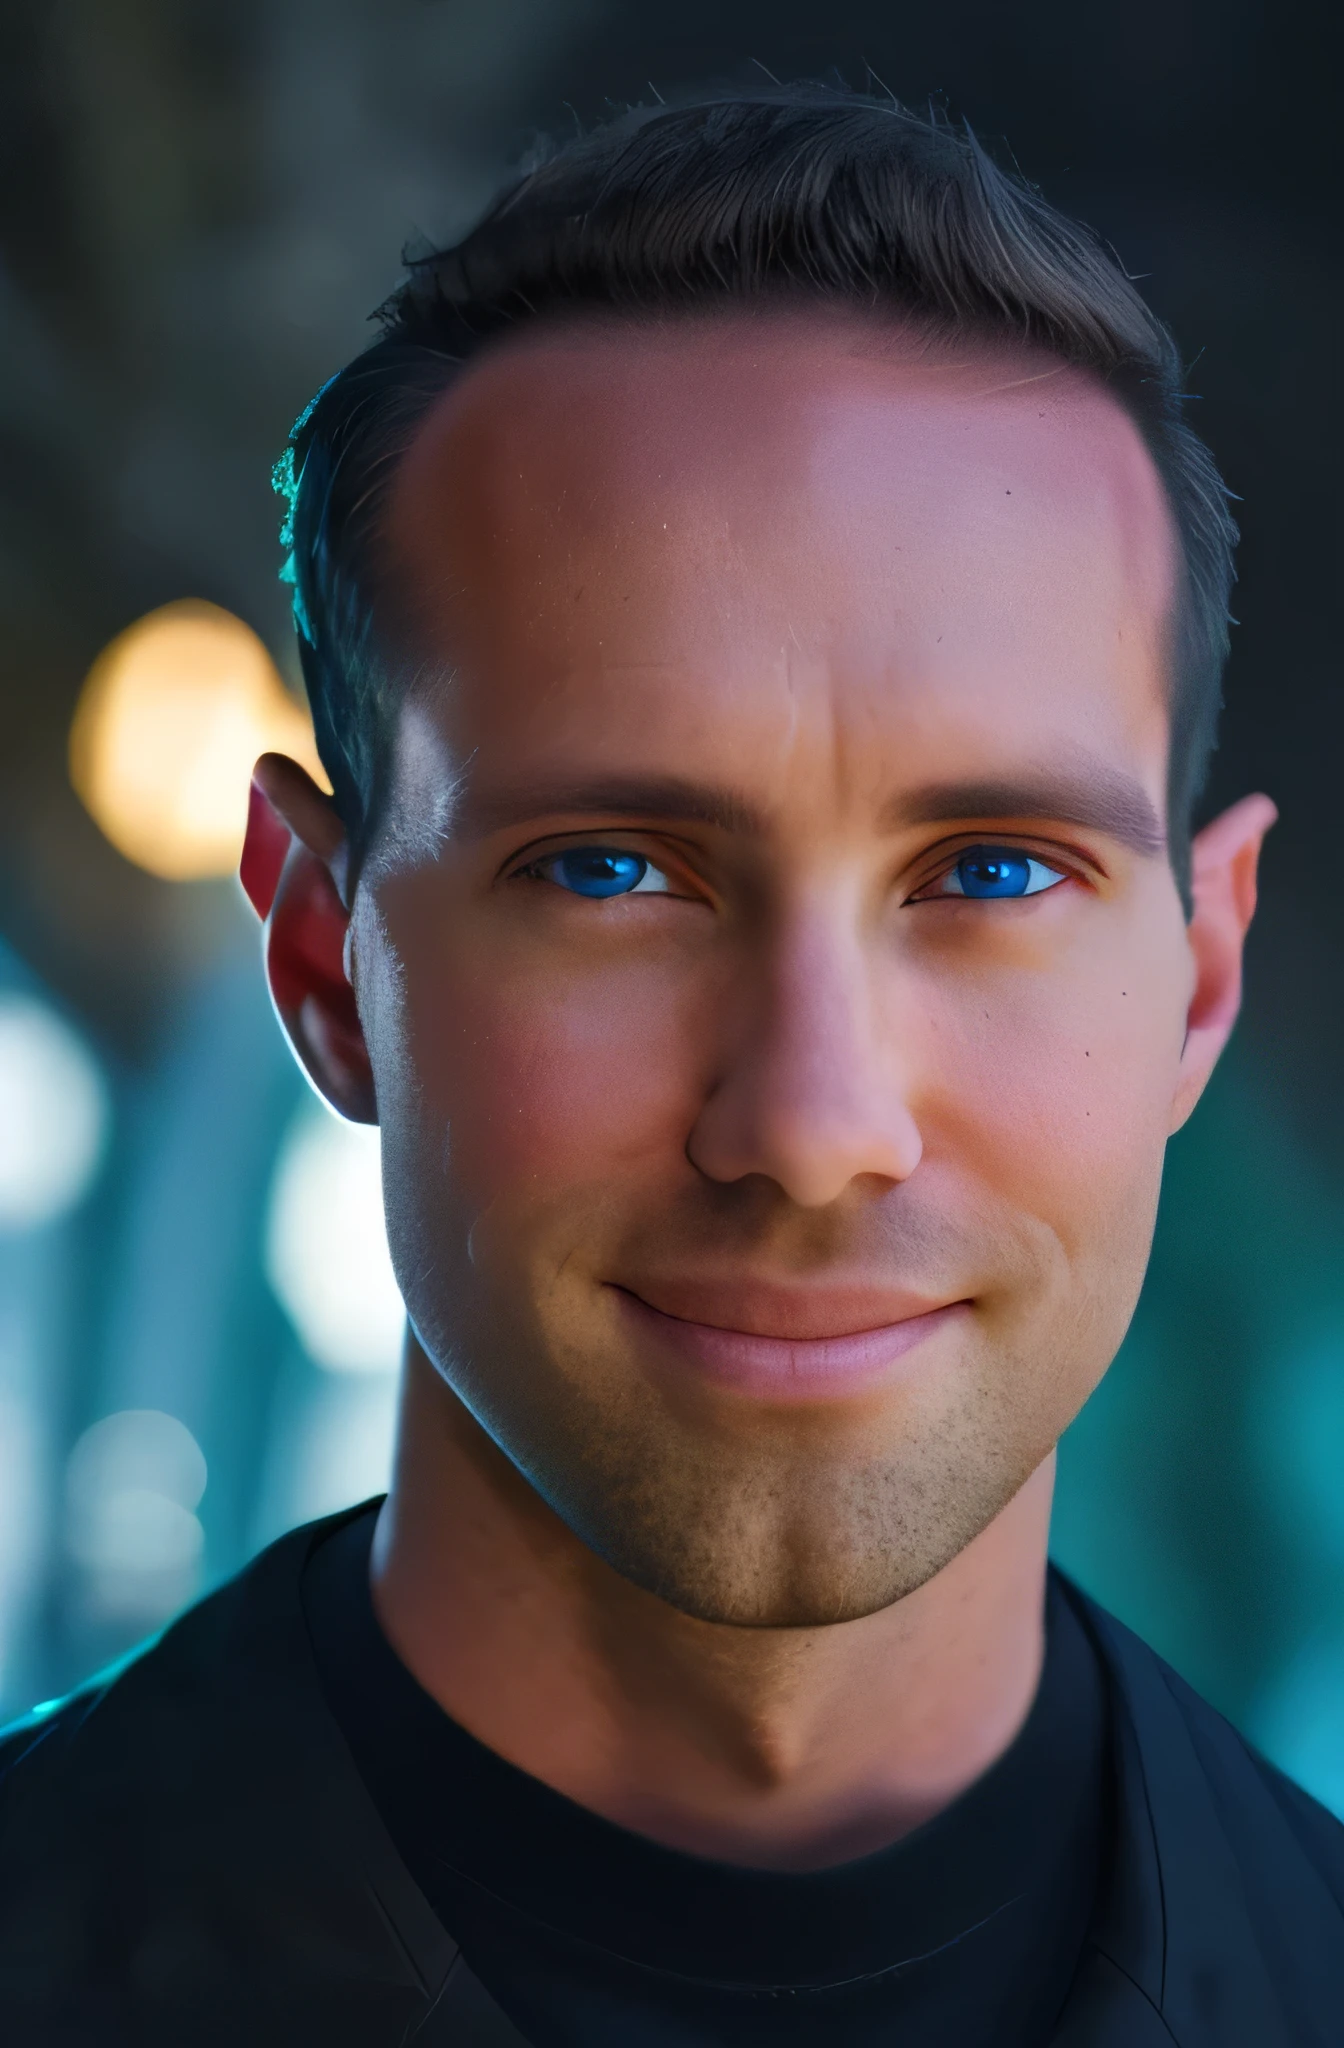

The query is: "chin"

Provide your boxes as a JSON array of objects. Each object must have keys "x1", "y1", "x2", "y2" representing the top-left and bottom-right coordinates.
[{"x1": 562, "y1": 1436, "x2": 1035, "y2": 1631}]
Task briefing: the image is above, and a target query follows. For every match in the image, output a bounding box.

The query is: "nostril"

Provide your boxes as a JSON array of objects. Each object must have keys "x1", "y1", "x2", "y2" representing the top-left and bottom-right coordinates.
[{"x1": 687, "y1": 1096, "x2": 923, "y2": 1207}]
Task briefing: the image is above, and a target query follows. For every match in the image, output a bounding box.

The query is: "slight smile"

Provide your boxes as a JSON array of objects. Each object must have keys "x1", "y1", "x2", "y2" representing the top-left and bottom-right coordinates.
[{"x1": 611, "y1": 1286, "x2": 971, "y2": 1402}]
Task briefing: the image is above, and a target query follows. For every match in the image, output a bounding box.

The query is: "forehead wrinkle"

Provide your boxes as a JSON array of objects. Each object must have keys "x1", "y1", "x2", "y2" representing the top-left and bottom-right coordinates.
[{"x1": 958, "y1": 361, "x2": 1073, "y2": 399}]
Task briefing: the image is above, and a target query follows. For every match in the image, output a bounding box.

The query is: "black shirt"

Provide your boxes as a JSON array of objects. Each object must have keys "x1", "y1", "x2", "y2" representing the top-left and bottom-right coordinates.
[
  {"x1": 5, "y1": 1508, "x2": 1344, "y2": 2045},
  {"x1": 303, "y1": 1506, "x2": 1110, "y2": 2048}
]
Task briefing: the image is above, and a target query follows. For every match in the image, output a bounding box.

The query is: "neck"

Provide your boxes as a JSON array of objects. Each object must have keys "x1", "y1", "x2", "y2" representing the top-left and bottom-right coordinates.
[{"x1": 371, "y1": 1335, "x2": 1054, "y2": 1871}]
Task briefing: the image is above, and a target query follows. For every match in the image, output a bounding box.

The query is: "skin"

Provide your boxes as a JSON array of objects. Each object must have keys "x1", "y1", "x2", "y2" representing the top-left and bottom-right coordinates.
[{"x1": 245, "y1": 311, "x2": 1274, "y2": 1869}]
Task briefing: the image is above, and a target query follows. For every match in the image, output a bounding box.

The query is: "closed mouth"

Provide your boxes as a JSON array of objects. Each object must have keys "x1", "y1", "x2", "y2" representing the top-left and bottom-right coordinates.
[{"x1": 610, "y1": 1285, "x2": 969, "y2": 1400}]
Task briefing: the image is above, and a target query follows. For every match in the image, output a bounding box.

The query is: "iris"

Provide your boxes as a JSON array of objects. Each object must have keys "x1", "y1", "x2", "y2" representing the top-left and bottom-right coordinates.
[
  {"x1": 942, "y1": 848, "x2": 1063, "y2": 898},
  {"x1": 543, "y1": 848, "x2": 663, "y2": 897}
]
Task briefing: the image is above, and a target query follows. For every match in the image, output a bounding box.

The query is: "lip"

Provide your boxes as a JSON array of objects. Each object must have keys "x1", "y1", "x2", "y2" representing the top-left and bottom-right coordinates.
[{"x1": 611, "y1": 1285, "x2": 969, "y2": 1402}]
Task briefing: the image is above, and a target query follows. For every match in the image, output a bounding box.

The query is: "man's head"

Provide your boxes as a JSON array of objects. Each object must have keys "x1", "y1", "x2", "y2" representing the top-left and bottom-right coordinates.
[{"x1": 248, "y1": 91, "x2": 1272, "y2": 1629}]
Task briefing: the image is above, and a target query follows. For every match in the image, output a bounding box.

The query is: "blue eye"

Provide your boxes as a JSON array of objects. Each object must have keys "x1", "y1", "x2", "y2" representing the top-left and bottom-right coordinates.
[
  {"x1": 937, "y1": 847, "x2": 1066, "y2": 899},
  {"x1": 537, "y1": 847, "x2": 670, "y2": 898}
]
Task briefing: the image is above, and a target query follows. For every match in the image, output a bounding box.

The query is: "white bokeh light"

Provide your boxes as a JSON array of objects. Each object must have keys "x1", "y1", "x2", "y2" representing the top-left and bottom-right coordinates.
[
  {"x1": 265, "y1": 1101, "x2": 405, "y2": 1374},
  {"x1": 65, "y1": 1409, "x2": 208, "y2": 1621},
  {"x1": 0, "y1": 996, "x2": 109, "y2": 1231}
]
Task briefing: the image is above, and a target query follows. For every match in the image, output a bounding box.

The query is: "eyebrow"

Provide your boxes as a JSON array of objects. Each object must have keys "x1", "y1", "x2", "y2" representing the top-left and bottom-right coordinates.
[
  {"x1": 885, "y1": 769, "x2": 1166, "y2": 857},
  {"x1": 460, "y1": 773, "x2": 766, "y2": 838},
  {"x1": 459, "y1": 762, "x2": 1165, "y2": 857}
]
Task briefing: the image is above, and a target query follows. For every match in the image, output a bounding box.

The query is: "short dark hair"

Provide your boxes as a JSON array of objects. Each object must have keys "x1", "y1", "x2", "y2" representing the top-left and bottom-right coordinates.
[{"x1": 276, "y1": 86, "x2": 1235, "y2": 898}]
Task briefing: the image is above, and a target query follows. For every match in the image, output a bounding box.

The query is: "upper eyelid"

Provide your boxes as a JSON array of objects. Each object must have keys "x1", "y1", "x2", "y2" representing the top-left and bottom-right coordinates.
[
  {"x1": 531, "y1": 847, "x2": 670, "y2": 879},
  {"x1": 502, "y1": 826, "x2": 692, "y2": 872}
]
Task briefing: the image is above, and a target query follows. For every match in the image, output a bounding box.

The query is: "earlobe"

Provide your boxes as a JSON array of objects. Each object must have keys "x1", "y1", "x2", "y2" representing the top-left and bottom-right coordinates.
[
  {"x1": 242, "y1": 758, "x2": 377, "y2": 1124},
  {"x1": 1170, "y1": 791, "x2": 1277, "y2": 1131}
]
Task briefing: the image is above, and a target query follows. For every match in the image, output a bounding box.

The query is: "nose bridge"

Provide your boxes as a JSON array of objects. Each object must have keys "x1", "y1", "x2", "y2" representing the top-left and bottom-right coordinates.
[
  {"x1": 688, "y1": 883, "x2": 924, "y2": 1205},
  {"x1": 769, "y1": 897, "x2": 873, "y2": 1098}
]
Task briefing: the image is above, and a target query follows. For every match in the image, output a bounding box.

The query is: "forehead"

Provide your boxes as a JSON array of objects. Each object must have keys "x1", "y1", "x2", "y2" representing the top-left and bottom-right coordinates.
[{"x1": 382, "y1": 313, "x2": 1176, "y2": 816}]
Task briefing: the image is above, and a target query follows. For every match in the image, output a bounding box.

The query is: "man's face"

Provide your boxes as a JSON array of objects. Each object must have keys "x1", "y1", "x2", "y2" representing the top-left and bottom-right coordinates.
[{"x1": 361, "y1": 314, "x2": 1189, "y2": 1626}]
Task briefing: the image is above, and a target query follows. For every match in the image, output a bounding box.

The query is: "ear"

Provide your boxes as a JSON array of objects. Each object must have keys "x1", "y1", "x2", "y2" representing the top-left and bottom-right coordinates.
[
  {"x1": 241, "y1": 752, "x2": 377, "y2": 1123},
  {"x1": 1170, "y1": 791, "x2": 1277, "y2": 1132}
]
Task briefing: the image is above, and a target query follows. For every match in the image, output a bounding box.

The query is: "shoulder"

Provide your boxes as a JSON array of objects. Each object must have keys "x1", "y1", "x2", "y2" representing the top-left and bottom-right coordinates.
[
  {"x1": 1064, "y1": 1574, "x2": 1344, "y2": 1916},
  {"x1": 0, "y1": 1507, "x2": 384, "y2": 1892},
  {"x1": 0, "y1": 1618, "x2": 175, "y2": 1799},
  {"x1": 1154, "y1": 1643, "x2": 1344, "y2": 1907},
  {"x1": 0, "y1": 1506, "x2": 434, "y2": 2040},
  {"x1": 0, "y1": 1686, "x2": 105, "y2": 1814},
  {"x1": 1052, "y1": 1574, "x2": 1344, "y2": 2038}
]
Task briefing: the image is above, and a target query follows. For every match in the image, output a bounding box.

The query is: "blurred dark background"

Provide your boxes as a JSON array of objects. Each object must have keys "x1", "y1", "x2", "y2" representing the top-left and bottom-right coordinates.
[{"x1": 0, "y1": 0, "x2": 1340, "y2": 1805}]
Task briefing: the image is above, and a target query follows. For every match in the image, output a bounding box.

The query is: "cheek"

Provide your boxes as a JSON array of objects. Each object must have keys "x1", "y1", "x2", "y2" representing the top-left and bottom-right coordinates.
[
  {"x1": 396, "y1": 947, "x2": 701, "y2": 1209},
  {"x1": 918, "y1": 933, "x2": 1188, "y2": 1257}
]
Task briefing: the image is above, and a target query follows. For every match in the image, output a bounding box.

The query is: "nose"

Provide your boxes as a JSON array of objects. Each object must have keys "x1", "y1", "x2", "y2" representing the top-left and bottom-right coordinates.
[{"x1": 686, "y1": 900, "x2": 924, "y2": 1207}]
